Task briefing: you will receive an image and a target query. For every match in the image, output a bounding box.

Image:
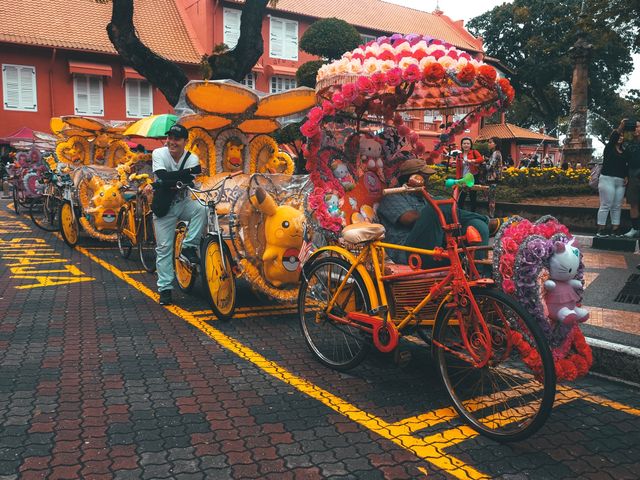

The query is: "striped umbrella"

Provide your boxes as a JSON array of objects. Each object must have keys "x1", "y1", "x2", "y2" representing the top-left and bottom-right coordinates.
[{"x1": 123, "y1": 114, "x2": 178, "y2": 138}]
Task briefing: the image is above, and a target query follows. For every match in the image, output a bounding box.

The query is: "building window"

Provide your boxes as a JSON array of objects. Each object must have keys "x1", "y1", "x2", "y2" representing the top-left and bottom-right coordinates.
[
  {"x1": 360, "y1": 34, "x2": 376, "y2": 44},
  {"x1": 125, "y1": 79, "x2": 153, "y2": 118},
  {"x1": 223, "y1": 8, "x2": 241, "y2": 49},
  {"x1": 270, "y1": 76, "x2": 296, "y2": 93},
  {"x1": 241, "y1": 73, "x2": 256, "y2": 89},
  {"x1": 73, "y1": 75, "x2": 104, "y2": 116},
  {"x1": 270, "y1": 16, "x2": 298, "y2": 60},
  {"x1": 2, "y1": 64, "x2": 37, "y2": 111}
]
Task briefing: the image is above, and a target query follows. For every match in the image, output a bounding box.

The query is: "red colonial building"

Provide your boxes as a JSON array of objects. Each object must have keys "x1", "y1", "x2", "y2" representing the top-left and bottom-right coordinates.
[{"x1": 1, "y1": 0, "x2": 493, "y2": 149}]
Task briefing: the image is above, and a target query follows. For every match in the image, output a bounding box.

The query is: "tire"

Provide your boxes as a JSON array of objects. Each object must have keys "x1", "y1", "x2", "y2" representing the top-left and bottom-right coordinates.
[
  {"x1": 116, "y1": 207, "x2": 133, "y2": 259},
  {"x1": 138, "y1": 210, "x2": 156, "y2": 273},
  {"x1": 174, "y1": 221, "x2": 196, "y2": 292},
  {"x1": 59, "y1": 201, "x2": 79, "y2": 248},
  {"x1": 29, "y1": 195, "x2": 61, "y2": 232},
  {"x1": 12, "y1": 185, "x2": 20, "y2": 215},
  {"x1": 298, "y1": 257, "x2": 371, "y2": 371},
  {"x1": 432, "y1": 287, "x2": 556, "y2": 442},
  {"x1": 201, "y1": 235, "x2": 236, "y2": 321}
]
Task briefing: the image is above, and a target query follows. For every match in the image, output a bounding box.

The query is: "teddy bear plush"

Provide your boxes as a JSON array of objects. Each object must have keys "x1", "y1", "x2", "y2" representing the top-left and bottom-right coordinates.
[
  {"x1": 330, "y1": 159, "x2": 356, "y2": 191},
  {"x1": 543, "y1": 240, "x2": 589, "y2": 325}
]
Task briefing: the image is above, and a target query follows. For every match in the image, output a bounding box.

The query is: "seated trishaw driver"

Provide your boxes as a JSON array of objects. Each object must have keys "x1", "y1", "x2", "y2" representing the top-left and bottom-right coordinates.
[{"x1": 377, "y1": 158, "x2": 502, "y2": 270}]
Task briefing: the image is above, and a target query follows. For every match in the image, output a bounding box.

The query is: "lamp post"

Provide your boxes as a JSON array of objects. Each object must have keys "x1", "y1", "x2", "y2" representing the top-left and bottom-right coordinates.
[{"x1": 562, "y1": 0, "x2": 594, "y2": 167}]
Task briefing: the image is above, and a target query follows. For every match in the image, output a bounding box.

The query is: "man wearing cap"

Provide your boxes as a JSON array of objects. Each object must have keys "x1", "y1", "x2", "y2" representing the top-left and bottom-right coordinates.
[
  {"x1": 378, "y1": 158, "x2": 497, "y2": 269},
  {"x1": 152, "y1": 124, "x2": 206, "y2": 305}
]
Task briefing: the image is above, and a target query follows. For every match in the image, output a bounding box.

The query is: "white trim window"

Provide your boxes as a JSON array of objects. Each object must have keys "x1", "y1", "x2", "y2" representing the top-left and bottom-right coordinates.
[
  {"x1": 269, "y1": 16, "x2": 298, "y2": 60},
  {"x1": 241, "y1": 73, "x2": 256, "y2": 89},
  {"x1": 73, "y1": 75, "x2": 104, "y2": 116},
  {"x1": 125, "y1": 79, "x2": 153, "y2": 118},
  {"x1": 223, "y1": 7, "x2": 242, "y2": 49},
  {"x1": 2, "y1": 64, "x2": 37, "y2": 111},
  {"x1": 270, "y1": 76, "x2": 296, "y2": 93}
]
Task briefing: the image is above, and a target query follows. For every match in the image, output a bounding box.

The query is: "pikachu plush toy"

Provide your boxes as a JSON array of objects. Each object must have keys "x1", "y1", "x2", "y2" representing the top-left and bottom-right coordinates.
[{"x1": 252, "y1": 187, "x2": 305, "y2": 287}]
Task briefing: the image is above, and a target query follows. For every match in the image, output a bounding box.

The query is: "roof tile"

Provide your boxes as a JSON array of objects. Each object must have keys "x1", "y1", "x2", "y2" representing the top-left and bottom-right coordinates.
[
  {"x1": 0, "y1": 0, "x2": 201, "y2": 64},
  {"x1": 477, "y1": 123, "x2": 559, "y2": 141}
]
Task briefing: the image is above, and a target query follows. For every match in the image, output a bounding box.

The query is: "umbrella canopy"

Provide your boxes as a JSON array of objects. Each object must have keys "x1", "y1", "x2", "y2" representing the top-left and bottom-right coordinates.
[{"x1": 123, "y1": 114, "x2": 178, "y2": 138}]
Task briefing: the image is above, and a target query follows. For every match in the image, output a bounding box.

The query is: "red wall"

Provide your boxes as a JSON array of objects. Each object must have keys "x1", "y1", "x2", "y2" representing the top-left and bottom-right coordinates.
[{"x1": 0, "y1": 43, "x2": 198, "y2": 138}]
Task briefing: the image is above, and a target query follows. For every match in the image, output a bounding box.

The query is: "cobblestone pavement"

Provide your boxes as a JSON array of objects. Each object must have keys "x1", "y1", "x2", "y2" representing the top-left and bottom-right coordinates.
[{"x1": 1, "y1": 203, "x2": 640, "y2": 480}]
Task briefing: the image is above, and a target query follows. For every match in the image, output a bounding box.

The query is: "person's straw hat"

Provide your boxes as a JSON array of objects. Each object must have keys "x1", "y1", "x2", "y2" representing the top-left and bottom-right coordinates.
[{"x1": 398, "y1": 158, "x2": 436, "y2": 177}]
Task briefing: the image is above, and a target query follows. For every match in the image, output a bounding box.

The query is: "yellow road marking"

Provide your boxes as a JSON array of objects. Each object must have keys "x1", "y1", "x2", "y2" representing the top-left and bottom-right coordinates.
[
  {"x1": 191, "y1": 303, "x2": 296, "y2": 316},
  {"x1": 73, "y1": 243, "x2": 488, "y2": 480},
  {"x1": 199, "y1": 308, "x2": 298, "y2": 321},
  {"x1": 122, "y1": 270, "x2": 147, "y2": 274}
]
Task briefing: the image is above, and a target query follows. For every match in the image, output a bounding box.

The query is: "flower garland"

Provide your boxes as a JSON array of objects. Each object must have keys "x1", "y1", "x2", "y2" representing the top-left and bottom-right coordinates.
[
  {"x1": 493, "y1": 215, "x2": 593, "y2": 381},
  {"x1": 187, "y1": 127, "x2": 216, "y2": 177},
  {"x1": 301, "y1": 33, "x2": 515, "y2": 233}
]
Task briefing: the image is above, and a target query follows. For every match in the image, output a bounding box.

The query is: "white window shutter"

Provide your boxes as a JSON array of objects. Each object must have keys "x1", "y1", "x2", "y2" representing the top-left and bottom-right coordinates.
[
  {"x1": 140, "y1": 82, "x2": 152, "y2": 116},
  {"x1": 224, "y1": 8, "x2": 241, "y2": 49},
  {"x1": 88, "y1": 77, "x2": 103, "y2": 115},
  {"x1": 74, "y1": 76, "x2": 89, "y2": 114},
  {"x1": 285, "y1": 21, "x2": 298, "y2": 60},
  {"x1": 3, "y1": 65, "x2": 20, "y2": 109},
  {"x1": 19, "y1": 67, "x2": 37, "y2": 111},
  {"x1": 126, "y1": 80, "x2": 139, "y2": 117},
  {"x1": 270, "y1": 18, "x2": 284, "y2": 58}
]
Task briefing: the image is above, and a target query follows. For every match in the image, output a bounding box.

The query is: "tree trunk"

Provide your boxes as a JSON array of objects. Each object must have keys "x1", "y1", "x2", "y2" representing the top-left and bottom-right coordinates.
[{"x1": 108, "y1": 0, "x2": 271, "y2": 106}]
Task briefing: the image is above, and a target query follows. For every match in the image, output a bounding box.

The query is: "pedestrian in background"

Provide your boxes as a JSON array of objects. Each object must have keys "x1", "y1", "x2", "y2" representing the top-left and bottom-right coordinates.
[
  {"x1": 596, "y1": 120, "x2": 628, "y2": 237},
  {"x1": 485, "y1": 137, "x2": 503, "y2": 217},
  {"x1": 622, "y1": 118, "x2": 640, "y2": 237},
  {"x1": 457, "y1": 137, "x2": 484, "y2": 211}
]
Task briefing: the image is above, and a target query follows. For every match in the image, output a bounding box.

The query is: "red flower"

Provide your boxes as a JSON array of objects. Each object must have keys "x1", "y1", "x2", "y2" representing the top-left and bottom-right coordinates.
[
  {"x1": 378, "y1": 49, "x2": 396, "y2": 62},
  {"x1": 351, "y1": 53, "x2": 364, "y2": 62},
  {"x1": 457, "y1": 63, "x2": 476, "y2": 83},
  {"x1": 498, "y1": 78, "x2": 515, "y2": 102},
  {"x1": 478, "y1": 65, "x2": 497, "y2": 85},
  {"x1": 431, "y1": 50, "x2": 445, "y2": 60},
  {"x1": 386, "y1": 67, "x2": 403, "y2": 86},
  {"x1": 423, "y1": 62, "x2": 446, "y2": 82},
  {"x1": 356, "y1": 75, "x2": 377, "y2": 95},
  {"x1": 412, "y1": 49, "x2": 428, "y2": 62},
  {"x1": 402, "y1": 64, "x2": 422, "y2": 82},
  {"x1": 447, "y1": 50, "x2": 459, "y2": 60},
  {"x1": 503, "y1": 278, "x2": 516, "y2": 294},
  {"x1": 341, "y1": 83, "x2": 358, "y2": 102},
  {"x1": 371, "y1": 72, "x2": 387, "y2": 90},
  {"x1": 300, "y1": 121, "x2": 320, "y2": 138}
]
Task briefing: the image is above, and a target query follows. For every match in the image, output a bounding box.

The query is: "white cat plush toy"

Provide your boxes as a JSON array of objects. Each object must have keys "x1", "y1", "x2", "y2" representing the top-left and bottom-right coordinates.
[{"x1": 543, "y1": 240, "x2": 589, "y2": 325}]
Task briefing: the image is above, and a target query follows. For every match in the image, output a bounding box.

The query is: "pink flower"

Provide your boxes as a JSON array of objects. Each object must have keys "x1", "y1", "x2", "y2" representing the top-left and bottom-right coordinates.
[
  {"x1": 307, "y1": 106, "x2": 324, "y2": 125},
  {"x1": 386, "y1": 67, "x2": 403, "y2": 86},
  {"x1": 300, "y1": 121, "x2": 320, "y2": 138},
  {"x1": 341, "y1": 83, "x2": 358, "y2": 102},
  {"x1": 356, "y1": 76, "x2": 376, "y2": 95},
  {"x1": 447, "y1": 50, "x2": 459, "y2": 60},
  {"x1": 321, "y1": 100, "x2": 335, "y2": 116},
  {"x1": 402, "y1": 63, "x2": 422, "y2": 82},
  {"x1": 503, "y1": 279, "x2": 516, "y2": 294},
  {"x1": 412, "y1": 49, "x2": 428, "y2": 62},
  {"x1": 431, "y1": 50, "x2": 445, "y2": 60},
  {"x1": 503, "y1": 237, "x2": 519, "y2": 254},
  {"x1": 378, "y1": 49, "x2": 396, "y2": 62},
  {"x1": 352, "y1": 53, "x2": 364, "y2": 62},
  {"x1": 331, "y1": 92, "x2": 347, "y2": 109}
]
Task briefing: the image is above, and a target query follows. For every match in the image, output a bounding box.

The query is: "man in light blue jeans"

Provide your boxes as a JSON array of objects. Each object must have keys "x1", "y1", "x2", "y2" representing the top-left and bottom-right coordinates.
[{"x1": 152, "y1": 125, "x2": 206, "y2": 305}]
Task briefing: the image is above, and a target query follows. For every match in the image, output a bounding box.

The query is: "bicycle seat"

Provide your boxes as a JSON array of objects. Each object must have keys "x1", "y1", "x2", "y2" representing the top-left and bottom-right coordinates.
[
  {"x1": 216, "y1": 204, "x2": 230, "y2": 216},
  {"x1": 341, "y1": 223, "x2": 385, "y2": 244}
]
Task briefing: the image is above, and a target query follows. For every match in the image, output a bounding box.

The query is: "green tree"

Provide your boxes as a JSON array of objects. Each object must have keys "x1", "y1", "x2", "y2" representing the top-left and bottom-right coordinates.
[
  {"x1": 467, "y1": 0, "x2": 634, "y2": 133},
  {"x1": 272, "y1": 121, "x2": 306, "y2": 173},
  {"x1": 107, "y1": 0, "x2": 277, "y2": 105}
]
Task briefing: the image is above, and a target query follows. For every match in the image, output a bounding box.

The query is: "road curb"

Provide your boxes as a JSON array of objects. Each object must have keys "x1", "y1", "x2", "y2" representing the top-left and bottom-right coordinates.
[{"x1": 587, "y1": 337, "x2": 640, "y2": 384}]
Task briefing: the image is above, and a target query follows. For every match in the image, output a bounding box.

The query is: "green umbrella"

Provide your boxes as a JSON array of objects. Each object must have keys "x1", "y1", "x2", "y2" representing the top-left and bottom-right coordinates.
[{"x1": 123, "y1": 114, "x2": 178, "y2": 138}]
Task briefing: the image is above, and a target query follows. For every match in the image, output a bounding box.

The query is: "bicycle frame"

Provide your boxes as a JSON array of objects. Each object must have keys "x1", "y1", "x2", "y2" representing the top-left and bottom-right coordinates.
[{"x1": 311, "y1": 185, "x2": 495, "y2": 367}]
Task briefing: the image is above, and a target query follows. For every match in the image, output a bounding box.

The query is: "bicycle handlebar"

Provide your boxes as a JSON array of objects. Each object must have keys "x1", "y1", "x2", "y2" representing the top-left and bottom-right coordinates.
[{"x1": 383, "y1": 185, "x2": 424, "y2": 196}]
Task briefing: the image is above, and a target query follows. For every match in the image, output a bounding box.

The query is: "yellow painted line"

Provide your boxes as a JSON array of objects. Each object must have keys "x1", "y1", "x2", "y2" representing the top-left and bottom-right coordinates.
[
  {"x1": 191, "y1": 303, "x2": 296, "y2": 316},
  {"x1": 199, "y1": 308, "x2": 298, "y2": 322},
  {"x1": 122, "y1": 270, "x2": 147, "y2": 274},
  {"x1": 73, "y1": 243, "x2": 488, "y2": 480},
  {"x1": 558, "y1": 385, "x2": 640, "y2": 416}
]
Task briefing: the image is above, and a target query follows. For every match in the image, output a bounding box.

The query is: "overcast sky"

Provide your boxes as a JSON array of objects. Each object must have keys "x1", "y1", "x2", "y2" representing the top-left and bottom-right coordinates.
[{"x1": 387, "y1": 0, "x2": 639, "y2": 92}]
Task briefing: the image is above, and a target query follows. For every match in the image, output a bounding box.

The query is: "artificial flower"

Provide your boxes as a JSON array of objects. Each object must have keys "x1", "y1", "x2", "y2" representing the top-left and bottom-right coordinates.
[
  {"x1": 386, "y1": 67, "x2": 403, "y2": 86},
  {"x1": 457, "y1": 63, "x2": 476, "y2": 83},
  {"x1": 423, "y1": 62, "x2": 446, "y2": 82}
]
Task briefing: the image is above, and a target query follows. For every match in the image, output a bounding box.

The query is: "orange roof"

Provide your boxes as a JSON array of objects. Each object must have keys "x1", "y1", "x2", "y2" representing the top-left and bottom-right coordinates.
[
  {"x1": 0, "y1": 0, "x2": 201, "y2": 64},
  {"x1": 229, "y1": 0, "x2": 484, "y2": 52},
  {"x1": 477, "y1": 123, "x2": 559, "y2": 142}
]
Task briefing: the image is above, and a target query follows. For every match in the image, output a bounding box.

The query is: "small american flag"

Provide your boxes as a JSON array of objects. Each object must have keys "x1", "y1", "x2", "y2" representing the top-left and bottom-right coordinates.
[{"x1": 299, "y1": 238, "x2": 316, "y2": 266}]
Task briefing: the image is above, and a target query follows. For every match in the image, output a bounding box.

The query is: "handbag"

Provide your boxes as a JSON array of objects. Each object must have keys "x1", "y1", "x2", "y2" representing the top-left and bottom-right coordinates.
[
  {"x1": 588, "y1": 163, "x2": 602, "y2": 190},
  {"x1": 151, "y1": 151, "x2": 191, "y2": 217}
]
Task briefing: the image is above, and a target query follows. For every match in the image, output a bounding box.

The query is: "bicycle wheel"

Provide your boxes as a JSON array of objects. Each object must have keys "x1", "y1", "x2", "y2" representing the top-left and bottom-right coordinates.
[
  {"x1": 138, "y1": 210, "x2": 156, "y2": 273},
  {"x1": 116, "y1": 207, "x2": 133, "y2": 259},
  {"x1": 174, "y1": 221, "x2": 196, "y2": 292},
  {"x1": 59, "y1": 201, "x2": 79, "y2": 248},
  {"x1": 30, "y1": 195, "x2": 61, "y2": 232},
  {"x1": 298, "y1": 257, "x2": 371, "y2": 371},
  {"x1": 433, "y1": 287, "x2": 556, "y2": 442},
  {"x1": 201, "y1": 235, "x2": 236, "y2": 320}
]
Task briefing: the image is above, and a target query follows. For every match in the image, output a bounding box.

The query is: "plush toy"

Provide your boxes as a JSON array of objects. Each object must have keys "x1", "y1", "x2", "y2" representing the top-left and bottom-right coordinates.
[
  {"x1": 543, "y1": 240, "x2": 589, "y2": 325},
  {"x1": 330, "y1": 158, "x2": 355, "y2": 191},
  {"x1": 223, "y1": 139, "x2": 245, "y2": 172},
  {"x1": 358, "y1": 135, "x2": 384, "y2": 181},
  {"x1": 252, "y1": 187, "x2": 305, "y2": 287},
  {"x1": 324, "y1": 193, "x2": 344, "y2": 218}
]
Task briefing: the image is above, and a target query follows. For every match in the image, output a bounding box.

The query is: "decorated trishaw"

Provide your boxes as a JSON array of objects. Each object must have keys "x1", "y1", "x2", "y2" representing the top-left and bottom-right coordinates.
[
  {"x1": 40, "y1": 116, "x2": 153, "y2": 248},
  {"x1": 294, "y1": 34, "x2": 592, "y2": 442},
  {"x1": 6, "y1": 147, "x2": 48, "y2": 214},
  {"x1": 167, "y1": 80, "x2": 315, "y2": 316}
]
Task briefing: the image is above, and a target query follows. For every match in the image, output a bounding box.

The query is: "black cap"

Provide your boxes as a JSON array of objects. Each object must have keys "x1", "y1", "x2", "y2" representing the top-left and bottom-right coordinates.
[{"x1": 166, "y1": 124, "x2": 188, "y2": 139}]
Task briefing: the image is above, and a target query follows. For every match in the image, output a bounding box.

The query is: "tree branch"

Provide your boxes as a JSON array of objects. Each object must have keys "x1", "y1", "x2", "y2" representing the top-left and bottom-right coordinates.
[{"x1": 107, "y1": 0, "x2": 189, "y2": 106}]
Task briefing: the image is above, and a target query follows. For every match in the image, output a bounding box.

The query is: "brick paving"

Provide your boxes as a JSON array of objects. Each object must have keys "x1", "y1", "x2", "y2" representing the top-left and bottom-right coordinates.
[{"x1": 1, "y1": 201, "x2": 640, "y2": 479}]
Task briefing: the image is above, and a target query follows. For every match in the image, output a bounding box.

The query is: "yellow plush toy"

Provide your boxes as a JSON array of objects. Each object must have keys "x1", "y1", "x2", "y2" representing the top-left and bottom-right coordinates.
[
  {"x1": 252, "y1": 187, "x2": 304, "y2": 287},
  {"x1": 223, "y1": 139, "x2": 244, "y2": 172}
]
